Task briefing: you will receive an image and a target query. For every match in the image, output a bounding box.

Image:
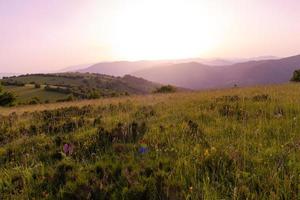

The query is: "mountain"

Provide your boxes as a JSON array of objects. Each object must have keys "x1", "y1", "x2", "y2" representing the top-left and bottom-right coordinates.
[
  {"x1": 132, "y1": 62, "x2": 223, "y2": 89},
  {"x1": 59, "y1": 63, "x2": 95, "y2": 72},
  {"x1": 76, "y1": 56, "x2": 281, "y2": 77},
  {"x1": 78, "y1": 61, "x2": 169, "y2": 76},
  {"x1": 132, "y1": 55, "x2": 300, "y2": 89},
  {"x1": 76, "y1": 59, "x2": 235, "y2": 76}
]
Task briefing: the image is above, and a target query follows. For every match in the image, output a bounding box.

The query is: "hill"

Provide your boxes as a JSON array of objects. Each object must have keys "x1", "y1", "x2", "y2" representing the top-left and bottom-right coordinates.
[
  {"x1": 0, "y1": 73, "x2": 161, "y2": 105},
  {"x1": 76, "y1": 57, "x2": 267, "y2": 77},
  {"x1": 132, "y1": 55, "x2": 300, "y2": 89},
  {"x1": 78, "y1": 61, "x2": 165, "y2": 76},
  {"x1": 76, "y1": 60, "x2": 229, "y2": 77},
  {"x1": 0, "y1": 83, "x2": 300, "y2": 199}
]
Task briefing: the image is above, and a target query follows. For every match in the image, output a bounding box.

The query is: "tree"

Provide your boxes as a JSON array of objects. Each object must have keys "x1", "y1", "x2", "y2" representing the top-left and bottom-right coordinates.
[
  {"x1": 35, "y1": 83, "x2": 41, "y2": 88},
  {"x1": 154, "y1": 85, "x2": 176, "y2": 93},
  {"x1": 0, "y1": 92, "x2": 16, "y2": 106},
  {"x1": 88, "y1": 90, "x2": 101, "y2": 99},
  {"x1": 28, "y1": 97, "x2": 41, "y2": 105},
  {"x1": 291, "y1": 70, "x2": 300, "y2": 82}
]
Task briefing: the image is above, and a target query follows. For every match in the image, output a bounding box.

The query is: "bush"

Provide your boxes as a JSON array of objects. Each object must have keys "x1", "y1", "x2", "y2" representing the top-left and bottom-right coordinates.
[
  {"x1": 154, "y1": 85, "x2": 176, "y2": 93},
  {"x1": 1, "y1": 80, "x2": 25, "y2": 86},
  {"x1": 88, "y1": 90, "x2": 100, "y2": 99},
  {"x1": 29, "y1": 97, "x2": 41, "y2": 105},
  {"x1": 34, "y1": 83, "x2": 41, "y2": 88},
  {"x1": 290, "y1": 69, "x2": 300, "y2": 82},
  {"x1": 0, "y1": 92, "x2": 16, "y2": 106}
]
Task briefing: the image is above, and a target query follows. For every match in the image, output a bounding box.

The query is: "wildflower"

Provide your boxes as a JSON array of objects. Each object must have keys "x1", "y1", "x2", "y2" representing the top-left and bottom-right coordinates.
[
  {"x1": 204, "y1": 149, "x2": 209, "y2": 157},
  {"x1": 211, "y1": 146, "x2": 216, "y2": 152},
  {"x1": 63, "y1": 143, "x2": 74, "y2": 156},
  {"x1": 138, "y1": 145, "x2": 149, "y2": 154},
  {"x1": 42, "y1": 191, "x2": 49, "y2": 198}
]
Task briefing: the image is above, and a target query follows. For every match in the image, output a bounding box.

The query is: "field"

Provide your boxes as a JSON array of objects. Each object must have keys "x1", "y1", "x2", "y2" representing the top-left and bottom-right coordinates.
[
  {"x1": 3, "y1": 85, "x2": 68, "y2": 104},
  {"x1": 1, "y1": 83, "x2": 300, "y2": 199},
  {"x1": 0, "y1": 73, "x2": 163, "y2": 106}
]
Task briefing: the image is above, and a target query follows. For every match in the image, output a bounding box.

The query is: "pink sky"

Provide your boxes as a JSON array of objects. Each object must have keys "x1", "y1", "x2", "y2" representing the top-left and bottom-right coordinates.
[{"x1": 0, "y1": 0, "x2": 300, "y2": 73}]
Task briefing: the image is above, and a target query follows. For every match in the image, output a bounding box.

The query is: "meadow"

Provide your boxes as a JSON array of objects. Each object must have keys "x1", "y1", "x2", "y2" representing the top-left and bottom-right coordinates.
[
  {"x1": 0, "y1": 73, "x2": 163, "y2": 106},
  {"x1": 3, "y1": 85, "x2": 67, "y2": 104},
  {"x1": 0, "y1": 83, "x2": 300, "y2": 199}
]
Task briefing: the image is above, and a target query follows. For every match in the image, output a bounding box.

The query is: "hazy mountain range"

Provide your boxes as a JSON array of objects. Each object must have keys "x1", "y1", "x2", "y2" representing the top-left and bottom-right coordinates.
[
  {"x1": 2, "y1": 55, "x2": 300, "y2": 90},
  {"x1": 78, "y1": 61, "x2": 166, "y2": 77},
  {"x1": 74, "y1": 56, "x2": 279, "y2": 77},
  {"x1": 67, "y1": 55, "x2": 299, "y2": 90},
  {"x1": 132, "y1": 55, "x2": 300, "y2": 89}
]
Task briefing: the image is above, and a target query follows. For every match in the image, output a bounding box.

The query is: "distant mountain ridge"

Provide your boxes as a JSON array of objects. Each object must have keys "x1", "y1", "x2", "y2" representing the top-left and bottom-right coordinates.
[
  {"x1": 132, "y1": 55, "x2": 300, "y2": 89},
  {"x1": 75, "y1": 57, "x2": 279, "y2": 77},
  {"x1": 78, "y1": 61, "x2": 165, "y2": 76},
  {"x1": 37, "y1": 55, "x2": 300, "y2": 90}
]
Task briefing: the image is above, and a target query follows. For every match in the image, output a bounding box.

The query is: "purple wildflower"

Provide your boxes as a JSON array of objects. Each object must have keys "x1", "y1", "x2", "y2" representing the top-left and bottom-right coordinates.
[
  {"x1": 63, "y1": 143, "x2": 74, "y2": 156},
  {"x1": 138, "y1": 146, "x2": 148, "y2": 154}
]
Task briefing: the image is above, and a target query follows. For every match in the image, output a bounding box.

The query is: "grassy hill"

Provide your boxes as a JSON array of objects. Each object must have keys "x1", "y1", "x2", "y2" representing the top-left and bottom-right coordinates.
[
  {"x1": 3, "y1": 85, "x2": 68, "y2": 104},
  {"x1": 0, "y1": 73, "x2": 161, "y2": 105},
  {"x1": 0, "y1": 83, "x2": 300, "y2": 199}
]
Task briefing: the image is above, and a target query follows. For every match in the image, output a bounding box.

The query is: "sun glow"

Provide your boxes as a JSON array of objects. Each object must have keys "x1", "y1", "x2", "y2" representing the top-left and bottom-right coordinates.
[{"x1": 108, "y1": 0, "x2": 226, "y2": 60}]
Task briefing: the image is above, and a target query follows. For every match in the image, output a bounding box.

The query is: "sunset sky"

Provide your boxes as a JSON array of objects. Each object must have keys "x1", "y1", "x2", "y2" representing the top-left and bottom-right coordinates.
[{"x1": 0, "y1": 0, "x2": 300, "y2": 73}]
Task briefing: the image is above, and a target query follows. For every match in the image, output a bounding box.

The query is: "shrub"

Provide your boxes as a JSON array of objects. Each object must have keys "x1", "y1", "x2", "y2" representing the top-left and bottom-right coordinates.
[
  {"x1": 154, "y1": 85, "x2": 176, "y2": 93},
  {"x1": 252, "y1": 94, "x2": 270, "y2": 101},
  {"x1": 29, "y1": 97, "x2": 41, "y2": 105},
  {"x1": 34, "y1": 83, "x2": 41, "y2": 88},
  {"x1": 1, "y1": 80, "x2": 25, "y2": 86},
  {"x1": 0, "y1": 92, "x2": 16, "y2": 106},
  {"x1": 88, "y1": 90, "x2": 100, "y2": 99},
  {"x1": 290, "y1": 69, "x2": 300, "y2": 82}
]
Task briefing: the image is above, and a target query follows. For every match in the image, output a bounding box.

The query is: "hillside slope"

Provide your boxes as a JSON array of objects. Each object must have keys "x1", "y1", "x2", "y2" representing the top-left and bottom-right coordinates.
[{"x1": 0, "y1": 73, "x2": 161, "y2": 104}]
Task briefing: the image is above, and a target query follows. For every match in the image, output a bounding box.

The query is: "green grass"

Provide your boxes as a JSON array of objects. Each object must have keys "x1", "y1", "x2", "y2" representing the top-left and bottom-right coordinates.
[
  {"x1": 0, "y1": 83, "x2": 300, "y2": 199},
  {"x1": 2, "y1": 73, "x2": 161, "y2": 96},
  {"x1": 3, "y1": 85, "x2": 68, "y2": 104}
]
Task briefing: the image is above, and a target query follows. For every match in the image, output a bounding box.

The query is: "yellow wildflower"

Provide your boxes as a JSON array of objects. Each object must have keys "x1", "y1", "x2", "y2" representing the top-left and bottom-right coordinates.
[{"x1": 204, "y1": 149, "x2": 210, "y2": 157}]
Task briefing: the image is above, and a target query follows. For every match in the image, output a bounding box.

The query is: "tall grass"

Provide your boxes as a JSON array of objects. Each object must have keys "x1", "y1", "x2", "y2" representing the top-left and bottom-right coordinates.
[{"x1": 0, "y1": 83, "x2": 300, "y2": 199}]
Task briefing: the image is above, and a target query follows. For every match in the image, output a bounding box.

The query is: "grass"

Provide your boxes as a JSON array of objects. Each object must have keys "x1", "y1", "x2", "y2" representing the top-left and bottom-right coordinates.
[
  {"x1": 0, "y1": 83, "x2": 300, "y2": 199},
  {"x1": 3, "y1": 85, "x2": 67, "y2": 104},
  {"x1": 2, "y1": 73, "x2": 161, "y2": 98}
]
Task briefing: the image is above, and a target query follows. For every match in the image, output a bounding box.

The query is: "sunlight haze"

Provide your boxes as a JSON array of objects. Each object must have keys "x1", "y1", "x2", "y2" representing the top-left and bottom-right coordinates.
[{"x1": 0, "y1": 0, "x2": 299, "y2": 73}]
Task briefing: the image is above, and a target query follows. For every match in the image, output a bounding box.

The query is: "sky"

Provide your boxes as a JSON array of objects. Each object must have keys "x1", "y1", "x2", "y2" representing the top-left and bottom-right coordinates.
[{"x1": 0, "y1": 0, "x2": 300, "y2": 73}]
